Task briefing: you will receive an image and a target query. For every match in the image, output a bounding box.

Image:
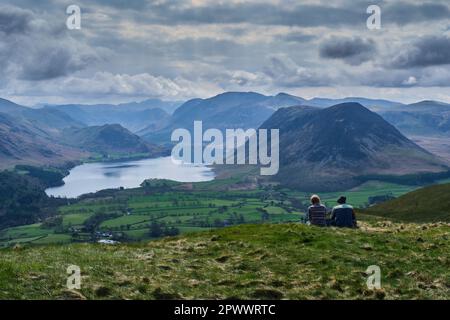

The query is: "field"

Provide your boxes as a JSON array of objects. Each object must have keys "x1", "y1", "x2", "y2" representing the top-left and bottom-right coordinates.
[
  {"x1": 0, "y1": 221, "x2": 449, "y2": 299},
  {"x1": 0, "y1": 178, "x2": 446, "y2": 248}
]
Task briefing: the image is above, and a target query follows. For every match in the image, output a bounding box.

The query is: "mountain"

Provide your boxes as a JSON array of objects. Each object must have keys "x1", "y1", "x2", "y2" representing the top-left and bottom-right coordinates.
[
  {"x1": 260, "y1": 103, "x2": 449, "y2": 191},
  {"x1": 44, "y1": 100, "x2": 174, "y2": 132},
  {"x1": 117, "y1": 98, "x2": 183, "y2": 114},
  {"x1": 140, "y1": 92, "x2": 305, "y2": 143},
  {"x1": 0, "y1": 112, "x2": 87, "y2": 169},
  {"x1": 365, "y1": 183, "x2": 450, "y2": 222},
  {"x1": 60, "y1": 124, "x2": 166, "y2": 156},
  {"x1": 0, "y1": 98, "x2": 82, "y2": 132},
  {"x1": 0, "y1": 98, "x2": 28, "y2": 113}
]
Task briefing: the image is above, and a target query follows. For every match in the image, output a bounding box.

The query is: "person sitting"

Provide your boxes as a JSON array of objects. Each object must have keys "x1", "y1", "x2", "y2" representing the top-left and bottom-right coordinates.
[
  {"x1": 330, "y1": 196, "x2": 357, "y2": 228},
  {"x1": 306, "y1": 194, "x2": 327, "y2": 227}
]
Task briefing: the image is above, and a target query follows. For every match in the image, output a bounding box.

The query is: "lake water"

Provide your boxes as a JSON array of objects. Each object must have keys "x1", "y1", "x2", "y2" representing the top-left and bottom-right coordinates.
[{"x1": 45, "y1": 157, "x2": 215, "y2": 198}]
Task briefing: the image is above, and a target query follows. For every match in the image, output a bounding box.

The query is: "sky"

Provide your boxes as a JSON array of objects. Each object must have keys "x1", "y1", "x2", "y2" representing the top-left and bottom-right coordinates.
[{"x1": 1, "y1": 0, "x2": 449, "y2": 106}]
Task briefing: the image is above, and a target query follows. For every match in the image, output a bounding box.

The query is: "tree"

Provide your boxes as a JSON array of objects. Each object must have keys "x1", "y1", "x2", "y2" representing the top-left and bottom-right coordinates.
[{"x1": 149, "y1": 221, "x2": 163, "y2": 237}]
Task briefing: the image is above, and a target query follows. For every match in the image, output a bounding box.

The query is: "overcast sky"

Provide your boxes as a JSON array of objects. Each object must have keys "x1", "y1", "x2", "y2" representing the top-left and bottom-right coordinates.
[{"x1": 1, "y1": 0, "x2": 449, "y2": 105}]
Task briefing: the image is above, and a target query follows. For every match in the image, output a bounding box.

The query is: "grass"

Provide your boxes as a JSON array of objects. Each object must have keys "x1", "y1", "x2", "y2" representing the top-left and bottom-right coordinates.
[
  {"x1": 0, "y1": 221, "x2": 448, "y2": 300},
  {"x1": 365, "y1": 183, "x2": 450, "y2": 222}
]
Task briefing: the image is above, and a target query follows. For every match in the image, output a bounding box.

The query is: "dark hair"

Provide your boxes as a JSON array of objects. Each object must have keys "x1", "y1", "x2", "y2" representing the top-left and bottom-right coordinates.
[{"x1": 337, "y1": 196, "x2": 347, "y2": 204}]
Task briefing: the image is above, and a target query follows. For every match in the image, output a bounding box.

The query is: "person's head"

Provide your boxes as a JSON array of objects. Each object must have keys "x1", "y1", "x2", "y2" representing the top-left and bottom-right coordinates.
[
  {"x1": 310, "y1": 194, "x2": 321, "y2": 205},
  {"x1": 337, "y1": 196, "x2": 347, "y2": 204}
]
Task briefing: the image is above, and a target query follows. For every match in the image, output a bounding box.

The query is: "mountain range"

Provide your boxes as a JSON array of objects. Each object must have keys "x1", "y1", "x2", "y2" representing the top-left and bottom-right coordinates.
[
  {"x1": 1, "y1": 92, "x2": 450, "y2": 181},
  {"x1": 0, "y1": 99, "x2": 165, "y2": 169},
  {"x1": 138, "y1": 92, "x2": 305, "y2": 143}
]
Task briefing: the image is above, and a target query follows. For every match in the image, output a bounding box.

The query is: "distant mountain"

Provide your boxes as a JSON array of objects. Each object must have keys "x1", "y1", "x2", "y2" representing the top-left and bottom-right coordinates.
[
  {"x1": 379, "y1": 100, "x2": 450, "y2": 136},
  {"x1": 0, "y1": 98, "x2": 28, "y2": 113},
  {"x1": 140, "y1": 92, "x2": 305, "y2": 143},
  {"x1": 365, "y1": 183, "x2": 450, "y2": 222},
  {"x1": 260, "y1": 103, "x2": 449, "y2": 191},
  {"x1": 44, "y1": 103, "x2": 171, "y2": 133},
  {"x1": 60, "y1": 124, "x2": 166, "y2": 156},
  {"x1": 117, "y1": 99, "x2": 183, "y2": 114},
  {"x1": 0, "y1": 98, "x2": 82, "y2": 132},
  {"x1": 307, "y1": 97, "x2": 404, "y2": 111}
]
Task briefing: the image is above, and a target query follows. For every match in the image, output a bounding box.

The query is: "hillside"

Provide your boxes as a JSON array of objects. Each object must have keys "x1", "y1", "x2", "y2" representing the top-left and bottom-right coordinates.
[
  {"x1": 365, "y1": 183, "x2": 450, "y2": 222},
  {"x1": 0, "y1": 112, "x2": 87, "y2": 169},
  {"x1": 1, "y1": 222, "x2": 448, "y2": 299},
  {"x1": 61, "y1": 124, "x2": 166, "y2": 156},
  {"x1": 0, "y1": 170, "x2": 59, "y2": 229},
  {"x1": 261, "y1": 103, "x2": 448, "y2": 191}
]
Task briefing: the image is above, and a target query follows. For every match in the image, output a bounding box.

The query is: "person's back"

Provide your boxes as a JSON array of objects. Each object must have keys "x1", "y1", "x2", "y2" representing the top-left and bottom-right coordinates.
[
  {"x1": 307, "y1": 195, "x2": 327, "y2": 227},
  {"x1": 331, "y1": 196, "x2": 356, "y2": 228}
]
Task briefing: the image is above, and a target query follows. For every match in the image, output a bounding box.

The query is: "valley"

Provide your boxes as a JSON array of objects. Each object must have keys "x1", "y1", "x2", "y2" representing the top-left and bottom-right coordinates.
[
  {"x1": 2, "y1": 175, "x2": 447, "y2": 248},
  {"x1": 2, "y1": 92, "x2": 450, "y2": 249}
]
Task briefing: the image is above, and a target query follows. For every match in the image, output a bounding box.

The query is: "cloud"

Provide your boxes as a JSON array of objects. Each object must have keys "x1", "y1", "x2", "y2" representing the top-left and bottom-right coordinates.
[
  {"x1": 0, "y1": 0, "x2": 449, "y2": 105},
  {"x1": 385, "y1": 2, "x2": 450, "y2": 25},
  {"x1": 0, "y1": 5, "x2": 32, "y2": 35},
  {"x1": 264, "y1": 55, "x2": 334, "y2": 87},
  {"x1": 19, "y1": 47, "x2": 97, "y2": 81},
  {"x1": 145, "y1": 2, "x2": 366, "y2": 27},
  {"x1": 319, "y1": 37, "x2": 376, "y2": 65},
  {"x1": 389, "y1": 36, "x2": 450, "y2": 69}
]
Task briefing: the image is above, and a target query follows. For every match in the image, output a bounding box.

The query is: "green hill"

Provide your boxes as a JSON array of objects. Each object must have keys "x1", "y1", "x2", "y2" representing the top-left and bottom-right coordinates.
[
  {"x1": 1, "y1": 222, "x2": 449, "y2": 300},
  {"x1": 364, "y1": 183, "x2": 450, "y2": 222},
  {"x1": 61, "y1": 124, "x2": 166, "y2": 156}
]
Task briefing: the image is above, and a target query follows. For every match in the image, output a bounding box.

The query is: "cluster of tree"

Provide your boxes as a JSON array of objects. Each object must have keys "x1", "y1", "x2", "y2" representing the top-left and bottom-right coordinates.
[
  {"x1": 41, "y1": 215, "x2": 63, "y2": 230},
  {"x1": 15, "y1": 165, "x2": 66, "y2": 188},
  {"x1": 0, "y1": 171, "x2": 63, "y2": 229},
  {"x1": 368, "y1": 194, "x2": 396, "y2": 206},
  {"x1": 83, "y1": 212, "x2": 122, "y2": 232},
  {"x1": 149, "y1": 221, "x2": 180, "y2": 238},
  {"x1": 257, "y1": 207, "x2": 270, "y2": 221}
]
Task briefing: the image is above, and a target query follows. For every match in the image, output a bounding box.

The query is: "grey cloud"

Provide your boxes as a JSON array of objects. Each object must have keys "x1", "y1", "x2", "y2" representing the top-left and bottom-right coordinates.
[
  {"x1": 385, "y1": 2, "x2": 450, "y2": 25},
  {"x1": 264, "y1": 56, "x2": 334, "y2": 87},
  {"x1": 0, "y1": 5, "x2": 32, "y2": 34},
  {"x1": 390, "y1": 36, "x2": 450, "y2": 69},
  {"x1": 319, "y1": 37, "x2": 376, "y2": 65},
  {"x1": 144, "y1": 2, "x2": 366, "y2": 27},
  {"x1": 19, "y1": 47, "x2": 96, "y2": 81}
]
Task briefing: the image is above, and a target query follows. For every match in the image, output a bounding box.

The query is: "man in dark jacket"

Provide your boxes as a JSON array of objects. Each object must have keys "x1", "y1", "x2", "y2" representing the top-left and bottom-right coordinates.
[{"x1": 330, "y1": 196, "x2": 357, "y2": 228}]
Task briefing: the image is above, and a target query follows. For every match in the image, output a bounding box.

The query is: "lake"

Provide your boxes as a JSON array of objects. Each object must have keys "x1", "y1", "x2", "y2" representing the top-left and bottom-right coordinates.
[{"x1": 45, "y1": 157, "x2": 215, "y2": 198}]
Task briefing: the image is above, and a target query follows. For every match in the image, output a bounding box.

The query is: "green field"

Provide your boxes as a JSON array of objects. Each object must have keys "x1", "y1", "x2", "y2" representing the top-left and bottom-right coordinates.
[{"x1": 0, "y1": 178, "x2": 446, "y2": 247}]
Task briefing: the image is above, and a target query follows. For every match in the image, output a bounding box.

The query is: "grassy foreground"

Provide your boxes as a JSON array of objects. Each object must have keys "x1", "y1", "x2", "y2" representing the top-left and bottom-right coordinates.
[{"x1": 0, "y1": 221, "x2": 449, "y2": 300}]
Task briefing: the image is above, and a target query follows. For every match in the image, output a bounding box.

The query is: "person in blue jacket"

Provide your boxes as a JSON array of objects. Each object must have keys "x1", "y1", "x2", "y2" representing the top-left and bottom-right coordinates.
[{"x1": 330, "y1": 196, "x2": 357, "y2": 228}]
